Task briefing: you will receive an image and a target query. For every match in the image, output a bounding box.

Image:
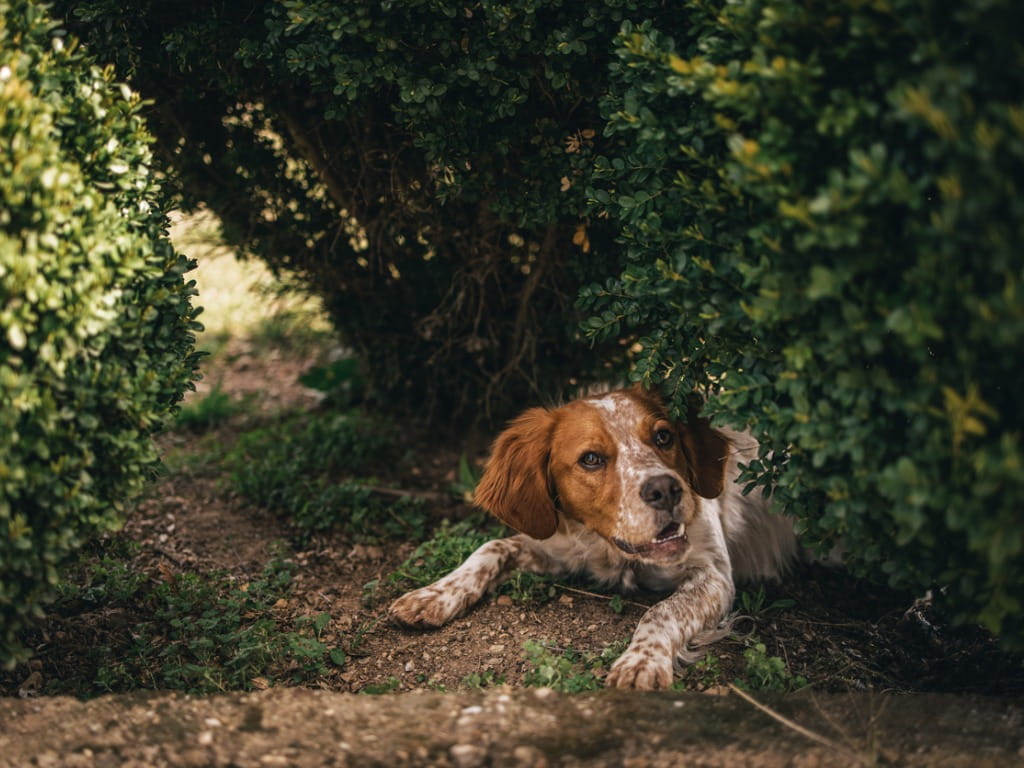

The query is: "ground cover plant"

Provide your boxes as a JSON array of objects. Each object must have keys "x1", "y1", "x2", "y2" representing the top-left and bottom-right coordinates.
[
  {"x1": 226, "y1": 408, "x2": 431, "y2": 543},
  {"x1": 0, "y1": 0, "x2": 200, "y2": 666},
  {"x1": 53, "y1": 550, "x2": 346, "y2": 694}
]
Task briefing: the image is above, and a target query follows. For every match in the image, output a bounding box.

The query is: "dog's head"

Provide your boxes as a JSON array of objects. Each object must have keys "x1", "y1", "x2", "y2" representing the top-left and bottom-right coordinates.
[{"x1": 473, "y1": 387, "x2": 730, "y2": 562}]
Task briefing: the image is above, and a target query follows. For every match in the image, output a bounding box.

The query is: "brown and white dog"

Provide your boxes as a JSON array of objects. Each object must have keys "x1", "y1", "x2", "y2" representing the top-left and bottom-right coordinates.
[{"x1": 389, "y1": 387, "x2": 797, "y2": 689}]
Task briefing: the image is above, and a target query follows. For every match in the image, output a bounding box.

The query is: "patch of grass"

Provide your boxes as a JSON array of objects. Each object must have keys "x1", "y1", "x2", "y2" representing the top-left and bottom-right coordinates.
[
  {"x1": 51, "y1": 556, "x2": 346, "y2": 696},
  {"x1": 55, "y1": 549, "x2": 145, "y2": 606},
  {"x1": 521, "y1": 639, "x2": 628, "y2": 692},
  {"x1": 673, "y1": 652, "x2": 725, "y2": 691},
  {"x1": 292, "y1": 481, "x2": 429, "y2": 544},
  {"x1": 230, "y1": 410, "x2": 388, "y2": 486},
  {"x1": 228, "y1": 409, "x2": 428, "y2": 542},
  {"x1": 387, "y1": 516, "x2": 499, "y2": 590},
  {"x1": 175, "y1": 385, "x2": 247, "y2": 432},
  {"x1": 496, "y1": 571, "x2": 559, "y2": 604}
]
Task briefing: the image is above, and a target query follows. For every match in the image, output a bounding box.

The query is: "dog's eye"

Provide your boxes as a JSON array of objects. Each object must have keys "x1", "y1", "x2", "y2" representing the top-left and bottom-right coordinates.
[
  {"x1": 578, "y1": 451, "x2": 605, "y2": 469},
  {"x1": 653, "y1": 428, "x2": 674, "y2": 448}
]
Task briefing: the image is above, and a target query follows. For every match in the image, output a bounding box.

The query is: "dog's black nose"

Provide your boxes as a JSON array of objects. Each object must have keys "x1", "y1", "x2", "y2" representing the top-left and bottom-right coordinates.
[{"x1": 640, "y1": 474, "x2": 682, "y2": 511}]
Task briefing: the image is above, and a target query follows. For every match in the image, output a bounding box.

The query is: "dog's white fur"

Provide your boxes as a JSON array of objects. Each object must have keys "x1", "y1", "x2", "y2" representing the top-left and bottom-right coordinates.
[{"x1": 390, "y1": 387, "x2": 797, "y2": 689}]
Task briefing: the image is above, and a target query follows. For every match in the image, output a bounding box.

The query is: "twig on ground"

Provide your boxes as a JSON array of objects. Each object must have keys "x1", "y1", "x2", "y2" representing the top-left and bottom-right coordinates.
[
  {"x1": 557, "y1": 585, "x2": 650, "y2": 610},
  {"x1": 727, "y1": 683, "x2": 867, "y2": 764}
]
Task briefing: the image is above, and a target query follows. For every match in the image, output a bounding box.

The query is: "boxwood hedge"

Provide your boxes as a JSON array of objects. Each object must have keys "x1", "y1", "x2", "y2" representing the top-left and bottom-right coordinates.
[
  {"x1": 580, "y1": 0, "x2": 1024, "y2": 642},
  {"x1": 0, "y1": 1, "x2": 201, "y2": 666},
  {"x1": 55, "y1": 0, "x2": 688, "y2": 423},
  {"x1": 58, "y1": 0, "x2": 1023, "y2": 645}
]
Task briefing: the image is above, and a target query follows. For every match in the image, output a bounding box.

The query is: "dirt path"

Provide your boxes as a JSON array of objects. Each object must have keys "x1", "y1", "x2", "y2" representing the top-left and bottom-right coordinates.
[{"x1": 3, "y1": 687, "x2": 1022, "y2": 767}]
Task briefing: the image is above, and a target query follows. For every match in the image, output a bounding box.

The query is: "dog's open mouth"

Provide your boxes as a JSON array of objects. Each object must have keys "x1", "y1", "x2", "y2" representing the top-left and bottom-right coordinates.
[{"x1": 613, "y1": 522, "x2": 687, "y2": 559}]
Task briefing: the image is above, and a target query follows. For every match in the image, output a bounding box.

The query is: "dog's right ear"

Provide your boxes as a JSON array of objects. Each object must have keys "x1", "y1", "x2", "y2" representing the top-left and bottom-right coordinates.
[{"x1": 473, "y1": 407, "x2": 558, "y2": 539}]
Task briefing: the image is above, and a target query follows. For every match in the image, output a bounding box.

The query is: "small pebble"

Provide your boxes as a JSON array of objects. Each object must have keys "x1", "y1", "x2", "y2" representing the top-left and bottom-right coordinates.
[{"x1": 450, "y1": 743, "x2": 487, "y2": 768}]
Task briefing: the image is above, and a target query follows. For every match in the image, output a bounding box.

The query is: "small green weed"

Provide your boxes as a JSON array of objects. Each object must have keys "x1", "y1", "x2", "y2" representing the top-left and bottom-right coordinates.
[
  {"x1": 521, "y1": 639, "x2": 628, "y2": 692},
  {"x1": 462, "y1": 669, "x2": 506, "y2": 689},
  {"x1": 599, "y1": 637, "x2": 630, "y2": 666},
  {"x1": 360, "y1": 578, "x2": 381, "y2": 608},
  {"x1": 608, "y1": 594, "x2": 625, "y2": 615},
  {"x1": 282, "y1": 612, "x2": 347, "y2": 682},
  {"x1": 673, "y1": 652, "x2": 724, "y2": 691},
  {"x1": 449, "y1": 453, "x2": 481, "y2": 502},
  {"x1": 737, "y1": 640, "x2": 807, "y2": 693},
  {"x1": 736, "y1": 585, "x2": 797, "y2": 615},
  {"x1": 346, "y1": 617, "x2": 382, "y2": 656},
  {"x1": 413, "y1": 673, "x2": 448, "y2": 691}
]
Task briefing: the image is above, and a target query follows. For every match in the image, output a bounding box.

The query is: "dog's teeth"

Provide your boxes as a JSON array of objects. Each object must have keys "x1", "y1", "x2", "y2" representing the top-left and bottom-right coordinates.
[{"x1": 651, "y1": 523, "x2": 686, "y2": 544}]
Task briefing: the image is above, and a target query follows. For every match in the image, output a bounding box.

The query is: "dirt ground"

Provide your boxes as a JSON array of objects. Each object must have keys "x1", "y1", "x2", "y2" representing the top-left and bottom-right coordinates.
[
  {"x1": 2, "y1": 340, "x2": 1023, "y2": 765},
  {"x1": 3, "y1": 687, "x2": 1023, "y2": 767}
]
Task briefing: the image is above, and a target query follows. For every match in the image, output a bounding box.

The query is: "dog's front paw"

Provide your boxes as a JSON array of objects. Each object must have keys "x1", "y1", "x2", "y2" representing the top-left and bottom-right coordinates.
[
  {"x1": 606, "y1": 646, "x2": 674, "y2": 690},
  {"x1": 389, "y1": 585, "x2": 464, "y2": 628}
]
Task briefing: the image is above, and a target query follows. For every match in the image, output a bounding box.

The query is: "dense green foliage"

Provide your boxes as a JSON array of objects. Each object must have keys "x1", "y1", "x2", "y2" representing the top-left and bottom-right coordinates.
[
  {"x1": 0, "y1": 1, "x2": 200, "y2": 666},
  {"x1": 56, "y1": 0, "x2": 685, "y2": 422},
  {"x1": 56, "y1": 0, "x2": 1023, "y2": 643},
  {"x1": 580, "y1": 0, "x2": 1024, "y2": 641}
]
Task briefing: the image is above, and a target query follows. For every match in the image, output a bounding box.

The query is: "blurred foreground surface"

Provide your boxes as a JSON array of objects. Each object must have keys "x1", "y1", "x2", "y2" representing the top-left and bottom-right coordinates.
[{"x1": 2, "y1": 687, "x2": 1023, "y2": 768}]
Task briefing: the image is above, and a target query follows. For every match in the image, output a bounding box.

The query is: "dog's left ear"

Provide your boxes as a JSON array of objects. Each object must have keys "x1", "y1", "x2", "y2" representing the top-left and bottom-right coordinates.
[
  {"x1": 677, "y1": 401, "x2": 731, "y2": 500},
  {"x1": 473, "y1": 407, "x2": 559, "y2": 539}
]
